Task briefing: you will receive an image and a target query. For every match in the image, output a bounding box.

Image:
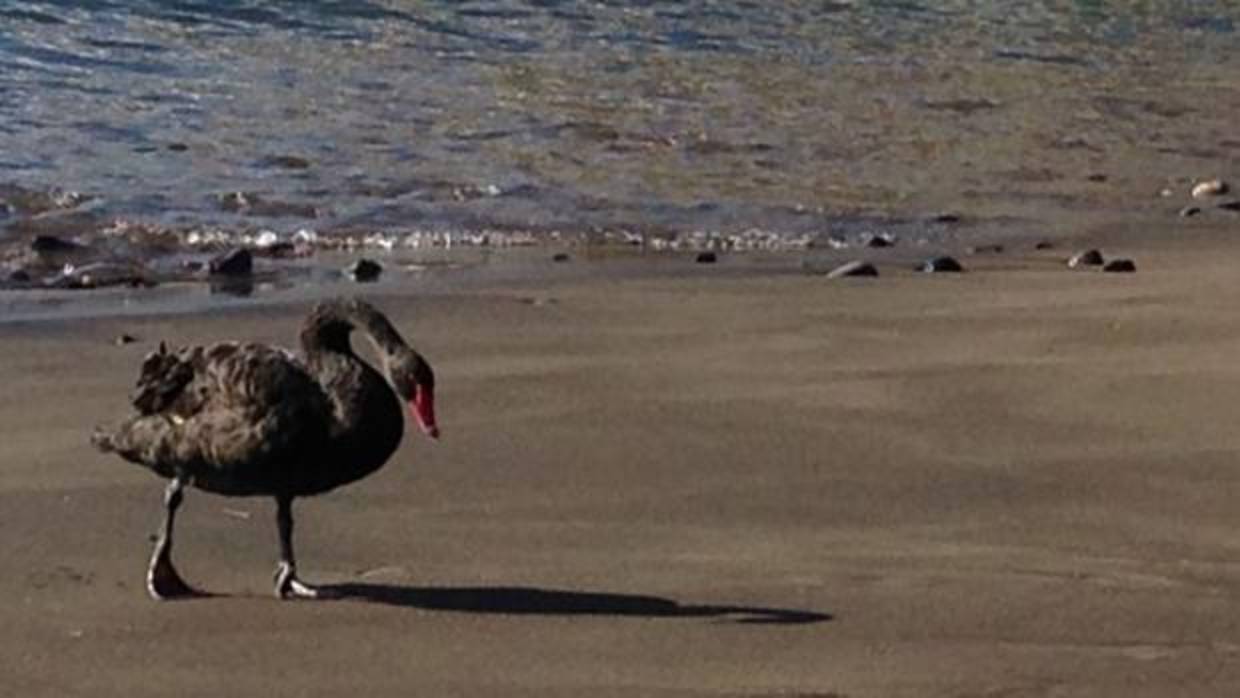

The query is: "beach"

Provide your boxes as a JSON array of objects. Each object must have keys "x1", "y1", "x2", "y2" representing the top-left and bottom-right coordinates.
[{"x1": 2, "y1": 225, "x2": 1239, "y2": 696}]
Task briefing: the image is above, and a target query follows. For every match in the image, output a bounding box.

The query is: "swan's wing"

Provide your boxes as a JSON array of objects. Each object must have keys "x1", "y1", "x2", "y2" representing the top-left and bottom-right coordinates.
[{"x1": 101, "y1": 342, "x2": 334, "y2": 484}]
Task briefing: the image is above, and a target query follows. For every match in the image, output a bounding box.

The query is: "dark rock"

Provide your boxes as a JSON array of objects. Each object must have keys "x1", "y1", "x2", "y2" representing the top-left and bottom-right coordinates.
[
  {"x1": 966, "y1": 243, "x2": 1005, "y2": 255},
  {"x1": 552, "y1": 253, "x2": 571, "y2": 263},
  {"x1": 30, "y1": 235, "x2": 85, "y2": 253},
  {"x1": 1086, "y1": 173, "x2": 1108, "y2": 182},
  {"x1": 166, "y1": 142, "x2": 189, "y2": 152},
  {"x1": 825, "y1": 260, "x2": 879, "y2": 279},
  {"x1": 345, "y1": 258, "x2": 383, "y2": 282},
  {"x1": 7, "y1": 268, "x2": 31, "y2": 283},
  {"x1": 115, "y1": 334, "x2": 137, "y2": 346},
  {"x1": 863, "y1": 233, "x2": 895, "y2": 248},
  {"x1": 1102, "y1": 259, "x2": 1136, "y2": 273},
  {"x1": 928, "y1": 212, "x2": 962, "y2": 224},
  {"x1": 1217, "y1": 200, "x2": 1240, "y2": 212},
  {"x1": 208, "y1": 248, "x2": 253, "y2": 276},
  {"x1": 1034, "y1": 240, "x2": 1055, "y2": 250},
  {"x1": 918, "y1": 256, "x2": 964, "y2": 273},
  {"x1": 1179, "y1": 205, "x2": 1203, "y2": 218},
  {"x1": 1067, "y1": 249, "x2": 1105, "y2": 268},
  {"x1": 695, "y1": 252, "x2": 718, "y2": 264}
]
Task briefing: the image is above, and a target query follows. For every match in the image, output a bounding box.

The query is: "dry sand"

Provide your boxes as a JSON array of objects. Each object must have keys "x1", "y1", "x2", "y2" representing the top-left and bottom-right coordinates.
[{"x1": 2, "y1": 231, "x2": 1239, "y2": 697}]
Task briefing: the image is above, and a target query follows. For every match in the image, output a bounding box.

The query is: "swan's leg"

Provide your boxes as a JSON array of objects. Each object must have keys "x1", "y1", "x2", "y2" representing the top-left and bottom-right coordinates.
[
  {"x1": 146, "y1": 476, "x2": 198, "y2": 600},
  {"x1": 274, "y1": 495, "x2": 319, "y2": 599}
]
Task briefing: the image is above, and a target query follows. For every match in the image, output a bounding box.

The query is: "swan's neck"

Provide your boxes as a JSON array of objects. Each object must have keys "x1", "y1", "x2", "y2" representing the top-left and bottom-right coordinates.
[{"x1": 299, "y1": 299, "x2": 407, "y2": 458}]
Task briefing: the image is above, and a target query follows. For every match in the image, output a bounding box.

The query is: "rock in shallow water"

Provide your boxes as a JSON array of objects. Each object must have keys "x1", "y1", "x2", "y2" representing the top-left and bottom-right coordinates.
[
  {"x1": 30, "y1": 235, "x2": 85, "y2": 253},
  {"x1": 918, "y1": 256, "x2": 964, "y2": 273},
  {"x1": 208, "y1": 248, "x2": 253, "y2": 276},
  {"x1": 824, "y1": 260, "x2": 879, "y2": 278},
  {"x1": 1102, "y1": 259, "x2": 1136, "y2": 273},
  {"x1": 695, "y1": 252, "x2": 718, "y2": 264},
  {"x1": 345, "y1": 258, "x2": 383, "y2": 282},
  {"x1": 862, "y1": 233, "x2": 895, "y2": 248},
  {"x1": 1067, "y1": 249, "x2": 1104, "y2": 268}
]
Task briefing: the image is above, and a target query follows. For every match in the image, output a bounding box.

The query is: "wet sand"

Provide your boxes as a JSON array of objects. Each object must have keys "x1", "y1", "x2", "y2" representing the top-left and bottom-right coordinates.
[{"x1": 3, "y1": 228, "x2": 1240, "y2": 697}]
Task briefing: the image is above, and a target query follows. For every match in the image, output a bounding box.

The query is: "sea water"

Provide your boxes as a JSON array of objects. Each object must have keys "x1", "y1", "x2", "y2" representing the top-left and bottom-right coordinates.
[{"x1": 1, "y1": 1, "x2": 1238, "y2": 262}]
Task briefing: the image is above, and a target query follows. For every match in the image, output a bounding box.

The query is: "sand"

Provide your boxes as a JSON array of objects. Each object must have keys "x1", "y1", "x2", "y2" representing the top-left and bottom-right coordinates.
[{"x1": 2, "y1": 230, "x2": 1239, "y2": 697}]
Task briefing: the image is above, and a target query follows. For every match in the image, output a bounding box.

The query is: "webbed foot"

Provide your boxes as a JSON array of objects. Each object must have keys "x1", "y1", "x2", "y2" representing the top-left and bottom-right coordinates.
[
  {"x1": 274, "y1": 561, "x2": 321, "y2": 599},
  {"x1": 146, "y1": 546, "x2": 202, "y2": 600}
]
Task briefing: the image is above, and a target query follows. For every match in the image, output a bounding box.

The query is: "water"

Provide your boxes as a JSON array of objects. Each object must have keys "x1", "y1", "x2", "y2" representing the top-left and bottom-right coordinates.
[{"x1": 1, "y1": 1, "x2": 1239, "y2": 263}]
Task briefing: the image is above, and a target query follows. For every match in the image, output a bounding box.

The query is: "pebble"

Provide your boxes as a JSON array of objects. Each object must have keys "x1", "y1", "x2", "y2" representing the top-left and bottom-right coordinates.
[
  {"x1": 1034, "y1": 240, "x2": 1055, "y2": 250},
  {"x1": 115, "y1": 334, "x2": 137, "y2": 346},
  {"x1": 695, "y1": 252, "x2": 718, "y2": 264},
  {"x1": 1217, "y1": 200, "x2": 1240, "y2": 212},
  {"x1": 825, "y1": 260, "x2": 879, "y2": 278},
  {"x1": 1102, "y1": 259, "x2": 1137, "y2": 273},
  {"x1": 208, "y1": 248, "x2": 253, "y2": 276},
  {"x1": 345, "y1": 258, "x2": 383, "y2": 282},
  {"x1": 1178, "y1": 205, "x2": 1203, "y2": 218},
  {"x1": 1192, "y1": 179, "x2": 1228, "y2": 198},
  {"x1": 1067, "y1": 249, "x2": 1105, "y2": 268},
  {"x1": 863, "y1": 233, "x2": 895, "y2": 248},
  {"x1": 552, "y1": 253, "x2": 571, "y2": 262},
  {"x1": 918, "y1": 256, "x2": 964, "y2": 273}
]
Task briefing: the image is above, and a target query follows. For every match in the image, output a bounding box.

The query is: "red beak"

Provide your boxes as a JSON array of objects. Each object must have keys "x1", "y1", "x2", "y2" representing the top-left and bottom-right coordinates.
[{"x1": 411, "y1": 385, "x2": 439, "y2": 439}]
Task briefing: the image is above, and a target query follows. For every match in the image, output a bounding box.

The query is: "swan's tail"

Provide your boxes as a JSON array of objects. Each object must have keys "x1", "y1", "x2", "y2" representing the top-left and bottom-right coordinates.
[{"x1": 91, "y1": 426, "x2": 117, "y2": 453}]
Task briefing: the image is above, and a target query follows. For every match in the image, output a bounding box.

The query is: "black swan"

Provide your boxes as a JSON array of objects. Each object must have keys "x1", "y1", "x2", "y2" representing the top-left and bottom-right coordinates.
[{"x1": 91, "y1": 297, "x2": 438, "y2": 600}]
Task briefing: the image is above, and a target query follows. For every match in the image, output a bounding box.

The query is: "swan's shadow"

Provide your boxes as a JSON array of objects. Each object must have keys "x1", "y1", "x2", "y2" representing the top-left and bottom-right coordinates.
[{"x1": 322, "y1": 583, "x2": 832, "y2": 625}]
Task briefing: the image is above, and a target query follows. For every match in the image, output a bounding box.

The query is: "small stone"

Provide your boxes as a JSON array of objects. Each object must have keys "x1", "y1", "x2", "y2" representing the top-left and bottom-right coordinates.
[
  {"x1": 825, "y1": 260, "x2": 879, "y2": 278},
  {"x1": 1068, "y1": 249, "x2": 1105, "y2": 268},
  {"x1": 966, "y1": 243, "x2": 1005, "y2": 255},
  {"x1": 7, "y1": 268, "x2": 31, "y2": 283},
  {"x1": 928, "y1": 212, "x2": 962, "y2": 224},
  {"x1": 1216, "y1": 200, "x2": 1240, "y2": 212},
  {"x1": 1178, "y1": 205, "x2": 1203, "y2": 218},
  {"x1": 115, "y1": 334, "x2": 137, "y2": 345},
  {"x1": 30, "y1": 235, "x2": 85, "y2": 253},
  {"x1": 345, "y1": 258, "x2": 383, "y2": 282},
  {"x1": 863, "y1": 233, "x2": 895, "y2": 248},
  {"x1": 695, "y1": 252, "x2": 718, "y2": 264},
  {"x1": 1191, "y1": 179, "x2": 1228, "y2": 199},
  {"x1": 918, "y1": 256, "x2": 964, "y2": 273},
  {"x1": 1086, "y1": 173, "x2": 1108, "y2": 182},
  {"x1": 1034, "y1": 240, "x2": 1055, "y2": 250},
  {"x1": 1102, "y1": 259, "x2": 1136, "y2": 273},
  {"x1": 551, "y1": 253, "x2": 570, "y2": 262},
  {"x1": 166, "y1": 142, "x2": 189, "y2": 152},
  {"x1": 208, "y1": 248, "x2": 253, "y2": 276}
]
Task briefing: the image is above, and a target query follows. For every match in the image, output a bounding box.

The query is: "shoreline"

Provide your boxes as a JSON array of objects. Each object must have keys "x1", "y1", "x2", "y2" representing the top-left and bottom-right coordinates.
[{"x1": 1, "y1": 205, "x2": 1215, "y2": 325}]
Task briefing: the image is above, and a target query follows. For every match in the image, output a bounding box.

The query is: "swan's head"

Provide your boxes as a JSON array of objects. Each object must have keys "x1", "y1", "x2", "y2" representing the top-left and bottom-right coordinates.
[{"x1": 388, "y1": 349, "x2": 439, "y2": 439}]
